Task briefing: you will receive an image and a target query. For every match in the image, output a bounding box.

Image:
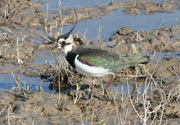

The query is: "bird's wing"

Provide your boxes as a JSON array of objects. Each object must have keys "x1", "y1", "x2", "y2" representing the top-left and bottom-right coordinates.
[
  {"x1": 73, "y1": 46, "x2": 128, "y2": 71},
  {"x1": 74, "y1": 46, "x2": 148, "y2": 71}
]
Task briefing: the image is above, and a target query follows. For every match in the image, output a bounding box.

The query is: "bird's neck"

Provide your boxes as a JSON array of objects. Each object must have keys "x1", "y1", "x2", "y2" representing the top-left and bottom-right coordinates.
[
  {"x1": 65, "y1": 51, "x2": 77, "y2": 69},
  {"x1": 63, "y1": 43, "x2": 76, "y2": 56}
]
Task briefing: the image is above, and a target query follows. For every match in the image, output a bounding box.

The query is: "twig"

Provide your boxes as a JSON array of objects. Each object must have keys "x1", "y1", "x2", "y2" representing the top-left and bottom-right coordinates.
[
  {"x1": 97, "y1": 25, "x2": 103, "y2": 42},
  {"x1": 16, "y1": 37, "x2": 23, "y2": 65},
  {"x1": 90, "y1": 109, "x2": 94, "y2": 125},
  {"x1": 11, "y1": 72, "x2": 20, "y2": 87},
  {"x1": 171, "y1": 65, "x2": 180, "y2": 80}
]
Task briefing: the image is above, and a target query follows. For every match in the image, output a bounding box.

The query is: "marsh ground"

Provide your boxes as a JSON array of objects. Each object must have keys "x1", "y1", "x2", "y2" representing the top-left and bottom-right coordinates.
[{"x1": 0, "y1": 0, "x2": 180, "y2": 124}]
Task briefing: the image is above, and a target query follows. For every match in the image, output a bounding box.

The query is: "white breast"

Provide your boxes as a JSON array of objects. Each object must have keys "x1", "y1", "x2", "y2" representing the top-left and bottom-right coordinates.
[{"x1": 74, "y1": 55, "x2": 112, "y2": 77}]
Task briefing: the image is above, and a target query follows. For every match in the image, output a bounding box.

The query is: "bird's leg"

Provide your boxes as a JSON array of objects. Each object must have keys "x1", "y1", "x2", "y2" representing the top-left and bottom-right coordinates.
[
  {"x1": 104, "y1": 73, "x2": 116, "y2": 96},
  {"x1": 90, "y1": 79, "x2": 95, "y2": 100}
]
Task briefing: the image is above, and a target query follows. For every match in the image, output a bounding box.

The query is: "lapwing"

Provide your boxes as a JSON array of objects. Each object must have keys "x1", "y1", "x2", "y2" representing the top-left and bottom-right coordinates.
[{"x1": 57, "y1": 10, "x2": 148, "y2": 99}]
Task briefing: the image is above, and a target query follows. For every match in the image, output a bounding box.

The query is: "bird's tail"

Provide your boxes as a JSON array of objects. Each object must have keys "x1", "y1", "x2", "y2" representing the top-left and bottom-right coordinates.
[
  {"x1": 123, "y1": 54, "x2": 148, "y2": 66},
  {"x1": 111, "y1": 44, "x2": 148, "y2": 71},
  {"x1": 111, "y1": 54, "x2": 148, "y2": 72},
  {"x1": 121, "y1": 44, "x2": 148, "y2": 66},
  {"x1": 126, "y1": 44, "x2": 148, "y2": 65}
]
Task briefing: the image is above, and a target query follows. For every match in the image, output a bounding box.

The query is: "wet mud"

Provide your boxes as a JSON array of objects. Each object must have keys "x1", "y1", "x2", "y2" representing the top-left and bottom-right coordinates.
[{"x1": 0, "y1": 0, "x2": 180, "y2": 124}]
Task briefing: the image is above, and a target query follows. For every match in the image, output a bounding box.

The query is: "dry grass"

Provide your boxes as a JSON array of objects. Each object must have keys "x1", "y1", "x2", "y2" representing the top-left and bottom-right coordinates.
[
  {"x1": 126, "y1": 63, "x2": 180, "y2": 125},
  {"x1": 0, "y1": 1, "x2": 180, "y2": 124},
  {"x1": 49, "y1": 54, "x2": 73, "y2": 103}
]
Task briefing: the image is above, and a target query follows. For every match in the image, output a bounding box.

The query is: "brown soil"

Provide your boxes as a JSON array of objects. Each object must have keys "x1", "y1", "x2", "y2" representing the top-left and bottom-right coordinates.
[{"x1": 0, "y1": 0, "x2": 180, "y2": 124}]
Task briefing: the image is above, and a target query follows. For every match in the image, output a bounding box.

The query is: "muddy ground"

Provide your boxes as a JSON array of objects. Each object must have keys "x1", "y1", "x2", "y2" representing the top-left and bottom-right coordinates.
[{"x1": 0, "y1": 0, "x2": 180, "y2": 124}]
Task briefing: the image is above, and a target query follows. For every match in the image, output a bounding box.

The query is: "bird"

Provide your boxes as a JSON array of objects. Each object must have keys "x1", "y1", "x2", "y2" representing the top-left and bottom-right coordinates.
[{"x1": 57, "y1": 10, "x2": 148, "y2": 99}]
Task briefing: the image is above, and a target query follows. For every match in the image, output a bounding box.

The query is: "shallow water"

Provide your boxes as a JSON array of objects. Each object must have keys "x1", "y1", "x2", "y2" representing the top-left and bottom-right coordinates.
[
  {"x1": 38, "y1": 0, "x2": 122, "y2": 10},
  {"x1": 109, "y1": 84, "x2": 133, "y2": 94},
  {"x1": 74, "y1": 10, "x2": 180, "y2": 41},
  {"x1": 0, "y1": 73, "x2": 52, "y2": 93},
  {"x1": 152, "y1": 51, "x2": 180, "y2": 60},
  {"x1": 37, "y1": 0, "x2": 164, "y2": 10},
  {"x1": 35, "y1": 0, "x2": 180, "y2": 40},
  {"x1": 32, "y1": 49, "x2": 56, "y2": 65}
]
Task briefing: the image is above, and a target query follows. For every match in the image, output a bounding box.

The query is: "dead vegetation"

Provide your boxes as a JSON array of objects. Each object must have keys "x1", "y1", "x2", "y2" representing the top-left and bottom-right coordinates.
[{"x1": 0, "y1": 0, "x2": 180, "y2": 124}]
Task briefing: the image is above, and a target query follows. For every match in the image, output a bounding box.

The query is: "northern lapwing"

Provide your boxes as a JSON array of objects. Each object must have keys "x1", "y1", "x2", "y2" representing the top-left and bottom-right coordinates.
[{"x1": 57, "y1": 10, "x2": 148, "y2": 99}]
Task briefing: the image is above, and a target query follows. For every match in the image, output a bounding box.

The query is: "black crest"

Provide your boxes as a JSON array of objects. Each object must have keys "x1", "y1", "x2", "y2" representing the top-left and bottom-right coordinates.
[{"x1": 57, "y1": 9, "x2": 77, "y2": 40}]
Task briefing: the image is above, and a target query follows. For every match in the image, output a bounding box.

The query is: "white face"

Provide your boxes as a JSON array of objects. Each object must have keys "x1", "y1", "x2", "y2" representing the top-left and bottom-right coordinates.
[{"x1": 58, "y1": 35, "x2": 75, "y2": 55}]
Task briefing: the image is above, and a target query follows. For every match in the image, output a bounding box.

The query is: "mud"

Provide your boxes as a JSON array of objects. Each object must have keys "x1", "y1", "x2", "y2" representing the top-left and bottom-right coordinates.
[{"x1": 0, "y1": 0, "x2": 180, "y2": 124}]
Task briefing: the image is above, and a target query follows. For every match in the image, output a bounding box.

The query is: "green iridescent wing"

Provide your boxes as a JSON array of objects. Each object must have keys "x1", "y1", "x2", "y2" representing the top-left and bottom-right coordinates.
[{"x1": 74, "y1": 46, "x2": 147, "y2": 71}]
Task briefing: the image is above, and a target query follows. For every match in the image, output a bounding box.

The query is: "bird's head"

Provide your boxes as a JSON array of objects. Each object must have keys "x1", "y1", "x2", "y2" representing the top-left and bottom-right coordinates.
[
  {"x1": 57, "y1": 9, "x2": 77, "y2": 55},
  {"x1": 57, "y1": 34, "x2": 75, "y2": 55}
]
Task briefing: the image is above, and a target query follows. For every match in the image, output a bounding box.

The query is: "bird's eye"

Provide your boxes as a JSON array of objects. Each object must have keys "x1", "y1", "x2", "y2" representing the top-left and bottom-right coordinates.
[{"x1": 62, "y1": 41, "x2": 65, "y2": 44}]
